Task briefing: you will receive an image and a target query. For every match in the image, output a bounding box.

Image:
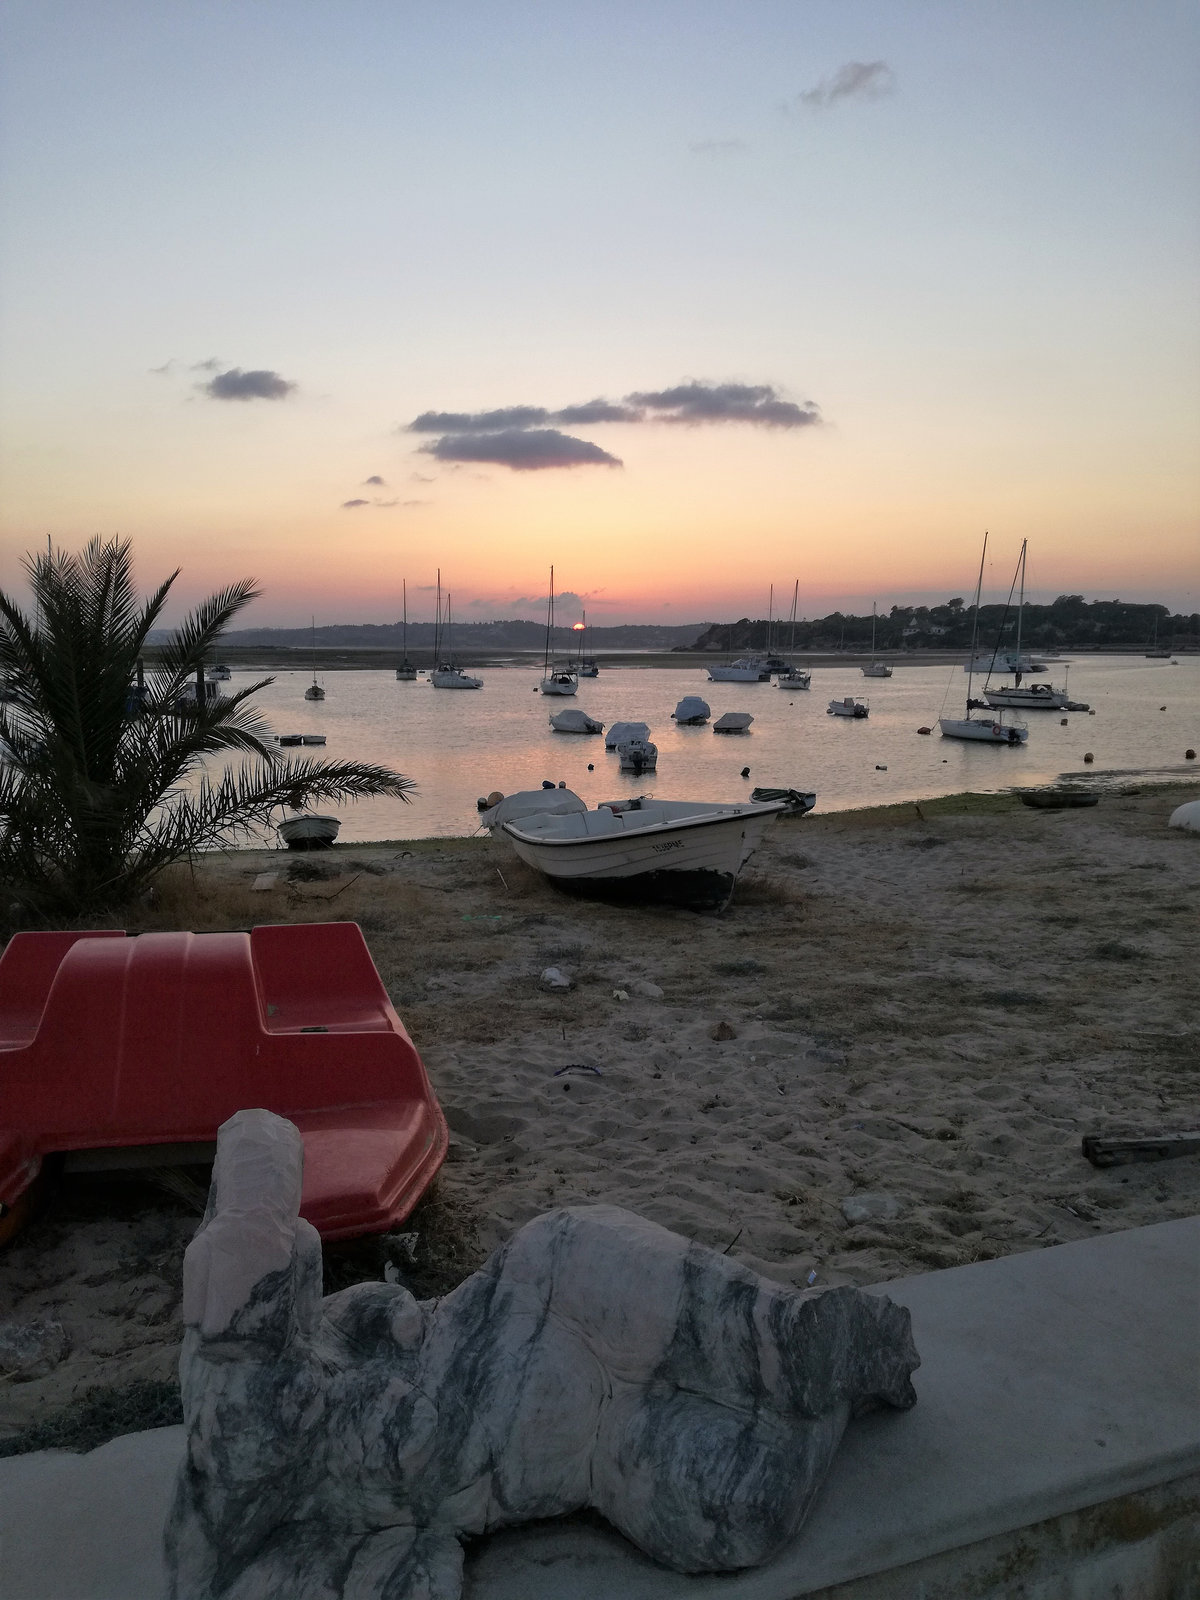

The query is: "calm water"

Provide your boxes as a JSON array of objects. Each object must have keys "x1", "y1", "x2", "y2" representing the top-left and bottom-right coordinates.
[{"x1": 236, "y1": 655, "x2": 1199, "y2": 841}]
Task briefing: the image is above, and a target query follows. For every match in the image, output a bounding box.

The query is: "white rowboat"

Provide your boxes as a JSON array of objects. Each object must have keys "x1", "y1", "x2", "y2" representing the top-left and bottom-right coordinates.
[{"x1": 500, "y1": 796, "x2": 787, "y2": 909}]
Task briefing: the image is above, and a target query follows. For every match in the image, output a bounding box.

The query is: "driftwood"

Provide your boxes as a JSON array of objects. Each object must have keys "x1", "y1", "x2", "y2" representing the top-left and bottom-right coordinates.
[{"x1": 1082, "y1": 1132, "x2": 1200, "y2": 1168}]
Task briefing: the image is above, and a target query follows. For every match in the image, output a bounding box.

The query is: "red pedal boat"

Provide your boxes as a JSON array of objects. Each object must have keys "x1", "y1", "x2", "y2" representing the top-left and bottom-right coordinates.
[{"x1": 0, "y1": 922, "x2": 447, "y2": 1241}]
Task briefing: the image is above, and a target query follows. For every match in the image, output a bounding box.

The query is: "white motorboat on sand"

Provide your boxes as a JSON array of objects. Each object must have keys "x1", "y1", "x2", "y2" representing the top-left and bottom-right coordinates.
[
  {"x1": 489, "y1": 790, "x2": 788, "y2": 908},
  {"x1": 278, "y1": 813, "x2": 341, "y2": 850}
]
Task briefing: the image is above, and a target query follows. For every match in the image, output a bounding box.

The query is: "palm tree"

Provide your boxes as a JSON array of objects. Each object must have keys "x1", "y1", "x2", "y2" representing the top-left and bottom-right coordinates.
[{"x1": 0, "y1": 537, "x2": 414, "y2": 916}]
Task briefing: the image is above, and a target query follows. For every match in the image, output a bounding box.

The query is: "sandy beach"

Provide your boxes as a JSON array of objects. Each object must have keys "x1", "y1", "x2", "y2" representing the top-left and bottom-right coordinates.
[{"x1": 2, "y1": 782, "x2": 1198, "y2": 1450}]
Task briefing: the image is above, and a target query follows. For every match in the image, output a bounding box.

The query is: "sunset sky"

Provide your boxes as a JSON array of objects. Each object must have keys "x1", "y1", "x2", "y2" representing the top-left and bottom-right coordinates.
[{"x1": 2, "y1": 2, "x2": 1197, "y2": 627}]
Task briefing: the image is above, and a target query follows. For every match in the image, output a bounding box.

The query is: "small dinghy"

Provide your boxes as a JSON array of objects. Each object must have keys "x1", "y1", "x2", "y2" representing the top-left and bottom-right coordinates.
[
  {"x1": 749, "y1": 786, "x2": 817, "y2": 816},
  {"x1": 672, "y1": 696, "x2": 711, "y2": 725},
  {"x1": 616, "y1": 737, "x2": 658, "y2": 773},
  {"x1": 496, "y1": 795, "x2": 788, "y2": 909},
  {"x1": 301, "y1": 734, "x2": 326, "y2": 746},
  {"x1": 550, "y1": 708, "x2": 604, "y2": 735},
  {"x1": 605, "y1": 720, "x2": 650, "y2": 750},
  {"x1": 1019, "y1": 790, "x2": 1099, "y2": 810},
  {"x1": 277, "y1": 734, "x2": 303, "y2": 747},
  {"x1": 713, "y1": 711, "x2": 753, "y2": 734},
  {"x1": 278, "y1": 813, "x2": 341, "y2": 850}
]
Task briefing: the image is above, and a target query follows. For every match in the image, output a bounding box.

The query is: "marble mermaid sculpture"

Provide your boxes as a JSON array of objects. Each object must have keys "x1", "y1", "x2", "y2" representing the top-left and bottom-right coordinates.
[{"x1": 168, "y1": 1109, "x2": 919, "y2": 1599}]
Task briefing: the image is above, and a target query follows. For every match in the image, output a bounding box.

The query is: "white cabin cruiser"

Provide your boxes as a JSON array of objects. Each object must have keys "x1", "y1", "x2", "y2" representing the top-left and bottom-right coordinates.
[
  {"x1": 431, "y1": 665, "x2": 483, "y2": 689},
  {"x1": 827, "y1": 696, "x2": 869, "y2": 718},
  {"x1": 493, "y1": 793, "x2": 788, "y2": 908},
  {"x1": 707, "y1": 657, "x2": 772, "y2": 683},
  {"x1": 205, "y1": 664, "x2": 232, "y2": 681},
  {"x1": 776, "y1": 667, "x2": 811, "y2": 690}
]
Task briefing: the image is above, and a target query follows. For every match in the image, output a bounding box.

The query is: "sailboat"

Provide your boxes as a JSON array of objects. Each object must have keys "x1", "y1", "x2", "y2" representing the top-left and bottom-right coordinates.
[
  {"x1": 861, "y1": 601, "x2": 893, "y2": 678},
  {"x1": 430, "y1": 572, "x2": 483, "y2": 689},
  {"x1": 576, "y1": 611, "x2": 599, "y2": 677},
  {"x1": 981, "y1": 542, "x2": 1073, "y2": 711},
  {"x1": 938, "y1": 536, "x2": 1027, "y2": 744},
  {"x1": 304, "y1": 617, "x2": 325, "y2": 701},
  {"x1": 539, "y1": 567, "x2": 578, "y2": 696},
  {"x1": 777, "y1": 579, "x2": 811, "y2": 689},
  {"x1": 395, "y1": 580, "x2": 417, "y2": 680}
]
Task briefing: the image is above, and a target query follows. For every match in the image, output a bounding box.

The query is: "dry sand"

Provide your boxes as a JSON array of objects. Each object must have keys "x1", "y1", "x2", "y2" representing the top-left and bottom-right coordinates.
[{"x1": 2, "y1": 784, "x2": 1198, "y2": 1448}]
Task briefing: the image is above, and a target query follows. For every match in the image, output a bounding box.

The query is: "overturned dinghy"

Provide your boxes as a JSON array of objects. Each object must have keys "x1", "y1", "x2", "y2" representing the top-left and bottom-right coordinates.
[
  {"x1": 605, "y1": 720, "x2": 650, "y2": 750},
  {"x1": 278, "y1": 813, "x2": 341, "y2": 850},
  {"x1": 713, "y1": 711, "x2": 753, "y2": 734},
  {"x1": 750, "y1": 786, "x2": 817, "y2": 816},
  {"x1": 617, "y1": 736, "x2": 658, "y2": 773},
  {"x1": 550, "y1": 708, "x2": 604, "y2": 735},
  {"x1": 672, "y1": 695, "x2": 711, "y2": 725},
  {"x1": 500, "y1": 796, "x2": 788, "y2": 909}
]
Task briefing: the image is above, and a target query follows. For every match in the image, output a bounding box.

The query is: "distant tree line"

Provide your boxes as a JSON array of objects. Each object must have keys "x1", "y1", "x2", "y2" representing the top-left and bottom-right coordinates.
[{"x1": 687, "y1": 598, "x2": 1198, "y2": 654}]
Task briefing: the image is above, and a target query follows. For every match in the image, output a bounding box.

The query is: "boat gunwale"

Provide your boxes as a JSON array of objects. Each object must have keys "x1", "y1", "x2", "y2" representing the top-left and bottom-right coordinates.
[{"x1": 500, "y1": 800, "x2": 787, "y2": 848}]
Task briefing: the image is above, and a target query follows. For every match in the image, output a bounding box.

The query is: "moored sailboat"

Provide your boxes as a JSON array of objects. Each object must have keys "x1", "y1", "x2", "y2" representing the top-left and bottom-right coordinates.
[
  {"x1": 538, "y1": 567, "x2": 578, "y2": 696},
  {"x1": 939, "y1": 536, "x2": 1028, "y2": 744},
  {"x1": 395, "y1": 579, "x2": 417, "y2": 680}
]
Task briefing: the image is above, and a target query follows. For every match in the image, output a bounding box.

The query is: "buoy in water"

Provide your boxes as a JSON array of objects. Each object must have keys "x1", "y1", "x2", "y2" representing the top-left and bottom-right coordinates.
[
  {"x1": 587, "y1": 762, "x2": 594, "y2": 771},
  {"x1": 1186, "y1": 749, "x2": 1196, "y2": 761},
  {"x1": 1083, "y1": 752, "x2": 1094, "y2": 764},
  {"x1": 917, "y1": 726, "x2": 932, "y2": 735},
  {"x1": 740, "y1": 766, "x2": 750, "y2": 778}
]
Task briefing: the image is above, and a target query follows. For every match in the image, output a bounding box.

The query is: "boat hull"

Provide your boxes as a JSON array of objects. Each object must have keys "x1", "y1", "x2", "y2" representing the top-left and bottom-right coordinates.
[
  {"x1": 777, "y1": 671, "x2": 810, "y2": 690},
  {"x1": 278, "y1": 815, "x2": 341, "y2": 849},
  {"x1": 502, "y1": 802, "x2": 784, "y2": 909},
  {"x1": 982, "y1": 687, "x2": 1069, "y2": 710},
  {"x1": 939, "y1": 716, "x2": 1028, "y2": 744},
  {"x1": 707, "y1": 663, "x2": 772, "y2": 682},
  {"x1": 431, "y1": 669, "x2": 482, "y2": 689}
]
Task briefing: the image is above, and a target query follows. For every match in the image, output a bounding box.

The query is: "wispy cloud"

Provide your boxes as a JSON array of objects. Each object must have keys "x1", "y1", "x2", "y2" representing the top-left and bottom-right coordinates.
[
  {"x1": 689, "y1": 139, "x2": 749, "y2": 157},
  {"x1": 363, "y1": 474, "x2": 386, "y2": 486},
  {"x1": 202, "y1": 367, "x2": 297, "y2": 401},
  {"x1": 342, "y1": 498, "x2": 370, "y2": 509},
  {"x1": 627, "y1": 382, "x2": 819, "y2": 428},
  {"x1": 796, "y1": 60, "x2": 895, "y2": 110},
  {"x1": 420, "y1": 429, "x2": 622, "y2": 471}
]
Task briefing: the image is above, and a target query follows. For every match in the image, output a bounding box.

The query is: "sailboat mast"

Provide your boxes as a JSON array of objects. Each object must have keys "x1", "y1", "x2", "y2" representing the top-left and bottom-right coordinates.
[
  {"x1": 966, "y1": 533, "x2": 988, "y2": 707},
  {"x1": 402, "y1": 579, "x2": 407, "y2": 658},
  {"x1": 789, "y1": 580, "x2": 799, "y2": 653},
  {"x1": 1014, "y1": 540, "x2": 1026, "y2": 686},
  {"x1": 543, "y1": 566, "x2": 554, "y2": 677}
]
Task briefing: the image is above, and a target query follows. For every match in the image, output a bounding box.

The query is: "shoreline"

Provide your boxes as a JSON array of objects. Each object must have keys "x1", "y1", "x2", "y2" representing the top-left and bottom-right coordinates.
[
  {"x1": 2, "y1": 782, "x2": 1197, "y2": 1450},
  {"x1": 158, "y1": 646, "x2": 1196, "y2": 675}
]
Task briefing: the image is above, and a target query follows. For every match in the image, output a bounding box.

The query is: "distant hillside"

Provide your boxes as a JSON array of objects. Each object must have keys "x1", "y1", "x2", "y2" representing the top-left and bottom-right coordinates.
[
  {"x1": 200, "y1": 619, "x2": 707, "y2": 651},
  {"x1": 685, "y1": 598, "x2": 1199, "y2": 653}
]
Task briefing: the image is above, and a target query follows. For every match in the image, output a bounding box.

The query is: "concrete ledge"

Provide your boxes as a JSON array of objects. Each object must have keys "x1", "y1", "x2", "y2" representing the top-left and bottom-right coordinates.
[{"x1": 1, "y1": 1217, "x2": 1196, "y2": 1600}]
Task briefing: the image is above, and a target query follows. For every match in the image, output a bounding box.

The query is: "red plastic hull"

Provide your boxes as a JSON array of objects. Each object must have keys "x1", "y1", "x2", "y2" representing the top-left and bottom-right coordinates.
[{"x1": 0, "y1": 923, "x2": 447, "y2": 1240}]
